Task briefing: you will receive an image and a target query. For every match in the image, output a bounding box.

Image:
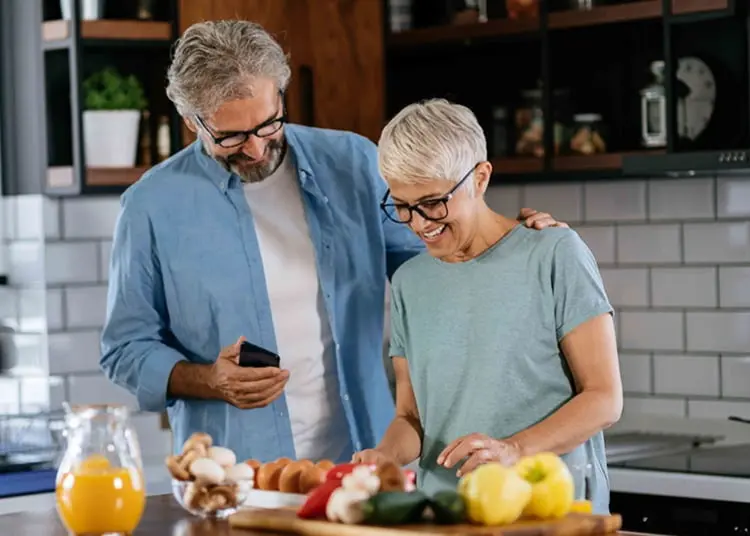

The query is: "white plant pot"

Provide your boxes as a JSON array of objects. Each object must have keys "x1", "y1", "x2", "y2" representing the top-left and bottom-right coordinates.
[
  {"x1": 60, "y1": 0, "x2": 104, "y2": 20},
  {"x1": 83, "y1": 110, "x2": 141, "y2": 167}
]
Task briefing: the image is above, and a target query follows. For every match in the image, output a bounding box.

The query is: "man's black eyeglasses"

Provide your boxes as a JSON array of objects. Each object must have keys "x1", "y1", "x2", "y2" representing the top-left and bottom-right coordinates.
[
  {"x1": 380, "y1": 164, "x2": 478, "y2": 225},
  {"x1": 194, "y1": 94, "x2": 286, "y2": 149}
]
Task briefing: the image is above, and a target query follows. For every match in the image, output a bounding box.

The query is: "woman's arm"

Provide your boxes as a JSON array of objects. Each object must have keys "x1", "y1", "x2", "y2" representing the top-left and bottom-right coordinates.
[
  {"x1": 354, "y1": 357, "x2": 423, "y2": 466},
  {"x1": 507, "y1": 312, "x2": 623, "y2": 457},
  {"x1": 376, "y1": 357, "x2": 423, "y2": 465}
]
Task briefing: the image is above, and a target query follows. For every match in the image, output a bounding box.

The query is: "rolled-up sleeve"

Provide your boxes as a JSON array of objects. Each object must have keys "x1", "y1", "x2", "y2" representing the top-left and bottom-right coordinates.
[{"x1": 100, "y1": 199, "x2": 186, "y2": 412}]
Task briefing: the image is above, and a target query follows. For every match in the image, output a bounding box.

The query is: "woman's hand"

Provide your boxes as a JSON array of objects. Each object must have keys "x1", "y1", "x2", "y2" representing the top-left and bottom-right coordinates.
[
  {"x1": 352, "y1": 448, "x2": 396, "y2": 466},
  {"x1": 437, "y1": 433, "x2": 522, "y2": 477}
]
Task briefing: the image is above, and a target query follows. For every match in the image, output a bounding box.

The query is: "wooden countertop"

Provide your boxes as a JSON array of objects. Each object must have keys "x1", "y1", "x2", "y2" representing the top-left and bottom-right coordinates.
[{"x1": 0, "y1": 493, "x2": 668, "y2": 535}]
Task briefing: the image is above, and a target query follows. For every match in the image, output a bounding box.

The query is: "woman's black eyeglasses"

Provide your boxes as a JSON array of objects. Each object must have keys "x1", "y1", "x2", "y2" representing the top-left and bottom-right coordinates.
[
  {"x1": 380, "y1": 165, "x2": 478, "y2": 225},
  {"x1": 194, "y1": 94, "x2": 286, "y2": 149}
]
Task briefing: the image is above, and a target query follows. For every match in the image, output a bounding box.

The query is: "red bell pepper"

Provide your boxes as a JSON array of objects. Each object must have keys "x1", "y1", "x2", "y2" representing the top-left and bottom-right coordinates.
[
  {"x1": 324, "y1": 462, "x2": 376, "y2": 483},
  {"x1": 297, "y1": 479, "x2": 341, "y2": 519},
  {"x1": 404, "y1": 469, "x2": 416, "y2": 487}
]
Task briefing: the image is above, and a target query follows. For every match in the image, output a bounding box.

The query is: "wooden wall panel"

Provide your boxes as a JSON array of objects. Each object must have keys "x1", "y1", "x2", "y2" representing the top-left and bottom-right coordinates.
[{"x1": 177, "y1": 0, "x2": 385, "y2": 144}]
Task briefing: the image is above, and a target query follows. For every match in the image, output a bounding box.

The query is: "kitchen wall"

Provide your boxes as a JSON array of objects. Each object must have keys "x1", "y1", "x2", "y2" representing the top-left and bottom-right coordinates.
[
  {"x1": 0, "y1": 174, "x2": 749, "y2": 458},
  {"x1": 486, "y1": 174, "x2": 750, "y2": 421},
  {"x1": 0, "y1": 195, "x2": 171, "y2": 459}
]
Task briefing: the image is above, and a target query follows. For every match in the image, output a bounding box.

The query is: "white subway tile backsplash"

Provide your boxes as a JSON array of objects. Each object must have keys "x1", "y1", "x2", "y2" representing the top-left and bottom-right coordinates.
[
  {"x1": 599, "y1": 268, "x2": 648, "y2": 307},
  {"x1": 684, "y1": 222, "x2": 750, "y2": 263},
  {"x1": 650, "y1": 267, "x2": 717, "y2": 307},
  {"x1": 686, "y1": 312, "x2": 750, "y2": 354},
  {"x1": 130, "y1": 413, "x2": 172, "y2": 457},
  {"x1": 653, "y1": 354, "x2": 719, "y2": 396},
  {"x1": 2, "y1": 333, "x2": 46, "y2": 375},
  {"x1": 648, "y1": 178, "x2": 715, "y2": 221},
  {"x1": 619, "y1": 353, "x2": 651, "y2": 394},
  {"x1": 0, "y1": 377, "x2": 21, "y2": 414},
  {"x1": 721, "y1": 356, "x2": 750, "y2": 398},
  {"x1": 717, "y1": 176, "x2": 750, "y2": 218},
  {"x1": 65, "y1": 286, "x2": 108, "y2": 329},
  {"x1": 99, "y1": 240, "x2": 112, "y2": 282},
  {"x1": 13, "y1": 196, "x2": 60, "y2": 241},
  {"x1": 620, "y1": 311, "x2": 684, "y2": 351},
  {"x1": 48, "y1": 330, "x2": 101, "y2": 374},
  {"x1": 67, "y1": 373, "x2": 135, "y2": 408},
  {"x1": 8, "y1": 242, "x2": 45, "y2": 287},
  {"x1": 2, "y1": 197, "x2": 16, "y2": 241},
  {"x1": 0, "y1": 287, "x2": 18, "y2": 328},
  {"x1": 623, "y1": 396, "x2": 686, "y2": 417},
  {"x1": 585, "y1": 181, "x2": 647, "y2": 222},
  {"x1": 688, "y1": 399, "x2": 750, "y2": 420},
  {"x1": 523, "y1": 183, "x2": 583, "y2": 223},
  {"x1": 62, "y1": 198, "x2": 121, "y2": 239},
  {"x1": 20, "y1": 375, "x2": 64, "y2": 413},
  {"x1": 485, "y1": 185, "x2": 522, "y2": 216},
  {"x1": 45, "y1": 242, "x2": 98, "y2": 285},
  {"x1": 574, "y1": 226, "x2": 615, "y2": 264},
  {"x1": 617, "y1": 224, "x2": 681, "y2": 264},
  {"x1": 718, "y1": 267, "x2": 750, "y2": 307},
  {"x1": 46, "y1": 289, "x2": 64, "y2": 331},
  {"x1": 17, "y1": 288, "x2": 47, "y2": 332}
]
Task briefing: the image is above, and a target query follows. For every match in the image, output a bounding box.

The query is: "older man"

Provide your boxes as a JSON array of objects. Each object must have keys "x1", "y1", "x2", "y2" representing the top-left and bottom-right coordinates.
[{"x1": 100, "y1": 20, "x2": 564, "y2": 463}]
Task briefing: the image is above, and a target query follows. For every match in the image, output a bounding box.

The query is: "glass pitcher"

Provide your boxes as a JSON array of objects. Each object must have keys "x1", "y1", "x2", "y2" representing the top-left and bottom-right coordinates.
[{"x1": 55, "y1": 404, "x2": 146, "y2": 535}]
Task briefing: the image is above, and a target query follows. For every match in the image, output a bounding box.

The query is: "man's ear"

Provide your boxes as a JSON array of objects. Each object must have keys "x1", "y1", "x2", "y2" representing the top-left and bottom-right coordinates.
[{"x1": 184, "y1": 117, "x2": 198, "y2": 134}]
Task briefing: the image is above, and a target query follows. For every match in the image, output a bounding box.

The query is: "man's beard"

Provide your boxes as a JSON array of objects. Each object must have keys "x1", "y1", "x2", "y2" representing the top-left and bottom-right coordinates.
[{"x1": 208, "y1": 138, "x2": 286, "y2": 183}]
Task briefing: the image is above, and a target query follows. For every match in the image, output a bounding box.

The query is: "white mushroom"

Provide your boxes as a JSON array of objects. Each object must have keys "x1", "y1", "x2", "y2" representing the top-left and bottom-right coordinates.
[
  {"x1": 341, "y1": 465, "x2": 380, "y2": 496},
  {"x1": 189, "y1": 457, "x2": 225, "y2": 485},
  {"x1": 326, "y1": 487, "x2": 371, "y2": 524},
  {"x1": 208, "y1": 446, "x2": 237, "y2": 468},
  {"x1": 224, "y1": 463, "x2": 255, "y2": 484}
]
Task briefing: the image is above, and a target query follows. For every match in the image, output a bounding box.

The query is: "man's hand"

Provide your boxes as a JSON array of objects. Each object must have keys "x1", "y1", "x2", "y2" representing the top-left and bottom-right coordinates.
[
  {"x1": 437, "y1": 433, "x2": 522, "y2": 477},
  {"x1": 518, "y1": 208, "x2": 569, "y2": 229},
  {"x1": 208, "y1": 337, "x2": 289, "y2": 409}
]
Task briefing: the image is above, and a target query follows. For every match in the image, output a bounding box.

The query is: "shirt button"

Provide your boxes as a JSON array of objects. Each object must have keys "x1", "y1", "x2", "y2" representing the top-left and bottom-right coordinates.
[
  {"x1": 278, "y1": 412, "x2": 284, "y2": 417},
  {"x1": 335, "y1": 343, "x2": 340, "y2": 350},
  {"x1": 343, "y1": 394, "x2": 349, "y2": 401},
  {"x1": 323, "y1": 196, "x2": 329, "y2": 203}
]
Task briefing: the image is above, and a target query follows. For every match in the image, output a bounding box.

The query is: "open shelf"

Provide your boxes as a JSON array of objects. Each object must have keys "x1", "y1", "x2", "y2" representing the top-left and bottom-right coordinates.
[
  {"x1": 549, "y1": 1, "x2": 662, "y2": 29},
  {"x1": 671, "y1": 0, "x2": 731, "y2": 15},
  {"x1": 491, "y1": 157, "x2": 544, "y2": 174},
  {"x1": 42, "y1": 19, "x2": 171, "y2": 44},
  {"x1": 47, "y1": 166, "x2": 148, "y2": 190},
  {"x1": 387, "y1": 18, "x2": 539, "y2": 48},
  {"x1": 552, "y1": 151, "x2": 665, "y2": 171}
]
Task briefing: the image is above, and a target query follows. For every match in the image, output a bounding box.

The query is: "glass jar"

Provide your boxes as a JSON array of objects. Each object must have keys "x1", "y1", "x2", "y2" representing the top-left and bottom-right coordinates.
[
  {"x1": 506, "y1": 0, "x2": 539, "y2": 19},
  {"x1": 55, "y1": 404, "x2": 146, "y2": 535},
  {"x1": 640, "y1": 60, "x2": 667, "y2": 148},
  {"x1": 569, "y1": 113, "x2": 607, "y2": 155},
  {"x1": 515, "y1": 87, "x2": 569, "y2": 158}
]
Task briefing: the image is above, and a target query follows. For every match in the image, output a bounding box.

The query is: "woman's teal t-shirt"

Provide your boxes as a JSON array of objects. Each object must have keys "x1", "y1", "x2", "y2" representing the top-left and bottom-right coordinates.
[{"x1": 388, "y1": 225, "x2": 614, "y2": 515}]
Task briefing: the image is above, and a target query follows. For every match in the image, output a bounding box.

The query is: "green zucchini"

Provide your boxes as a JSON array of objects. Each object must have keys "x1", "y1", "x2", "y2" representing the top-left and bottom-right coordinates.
[
  {"x1": 429, "y1": 490, "x2": 466, "y2": 525},
  {"x1": 361, "y1": 490, "x2": 430, "y2": 525}
]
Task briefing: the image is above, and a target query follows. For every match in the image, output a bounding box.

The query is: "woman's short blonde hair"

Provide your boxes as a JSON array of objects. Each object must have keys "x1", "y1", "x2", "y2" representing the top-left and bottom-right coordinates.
[{"x1": 377, "y1": 99, "x2": 487, "y2": 189}]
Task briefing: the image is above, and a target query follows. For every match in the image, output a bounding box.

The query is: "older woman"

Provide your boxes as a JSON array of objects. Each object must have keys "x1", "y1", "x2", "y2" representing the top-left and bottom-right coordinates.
[{"x1": 353, "y1": 99, "x2": 622, "y2": 514}]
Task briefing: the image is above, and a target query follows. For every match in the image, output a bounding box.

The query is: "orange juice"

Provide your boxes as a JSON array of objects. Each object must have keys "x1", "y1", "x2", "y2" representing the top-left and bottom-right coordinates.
[{"x1": 56, "y1": 460, "x2": 145, "y2": 535}]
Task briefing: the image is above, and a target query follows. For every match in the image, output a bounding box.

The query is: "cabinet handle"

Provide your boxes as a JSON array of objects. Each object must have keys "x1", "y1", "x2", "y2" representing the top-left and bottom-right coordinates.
[{"x1": 299, "y1": 65, "x2": 315, "y2": 126}]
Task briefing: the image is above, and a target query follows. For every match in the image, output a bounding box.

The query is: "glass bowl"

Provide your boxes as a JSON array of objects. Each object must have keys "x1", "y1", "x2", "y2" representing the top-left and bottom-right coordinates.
[{"x1": 171, "y1": 478, "x2": 250, "y2": 519}]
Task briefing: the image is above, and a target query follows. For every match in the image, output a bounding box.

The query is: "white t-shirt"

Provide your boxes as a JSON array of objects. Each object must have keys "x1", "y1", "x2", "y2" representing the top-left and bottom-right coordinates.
[{"x1": 243, "y1": 150, "x2": 351, "y2": 462}]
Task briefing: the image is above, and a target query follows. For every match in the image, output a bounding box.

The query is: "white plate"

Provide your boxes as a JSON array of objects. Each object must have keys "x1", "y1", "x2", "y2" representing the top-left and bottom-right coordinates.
[{"x1": 242, "y1": 488, "x2": 307, "y2": 509}]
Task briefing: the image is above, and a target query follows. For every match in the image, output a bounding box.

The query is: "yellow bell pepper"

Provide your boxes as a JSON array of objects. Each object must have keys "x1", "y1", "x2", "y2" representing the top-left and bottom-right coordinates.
[
  {"x1": 514, "y1": 452, "x2": 575, "y2": 519},
  {"x1": 458, "y1": 462, "x2": 532, "y2": 526}
]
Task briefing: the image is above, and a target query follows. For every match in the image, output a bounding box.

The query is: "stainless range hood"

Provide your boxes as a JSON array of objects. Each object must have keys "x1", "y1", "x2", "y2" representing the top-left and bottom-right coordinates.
[{"x1": 622, "y1": 150, "x2": 750, "y2": 177}]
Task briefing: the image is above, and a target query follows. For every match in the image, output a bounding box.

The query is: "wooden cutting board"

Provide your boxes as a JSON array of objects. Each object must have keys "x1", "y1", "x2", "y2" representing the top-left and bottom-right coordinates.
[{"x1": 229, "y1": 507, "x2": 623, "y2": 535}]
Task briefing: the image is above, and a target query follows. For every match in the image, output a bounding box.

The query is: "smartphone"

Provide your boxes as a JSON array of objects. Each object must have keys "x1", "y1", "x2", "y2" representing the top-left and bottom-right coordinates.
[{"x1": 239, "y1": 341, "x2": 281, "y2": 368}]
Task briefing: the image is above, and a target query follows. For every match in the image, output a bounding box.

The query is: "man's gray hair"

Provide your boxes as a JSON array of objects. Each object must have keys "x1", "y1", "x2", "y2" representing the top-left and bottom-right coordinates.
[
  {"x1": 377, "y1": 99, "x2": 487, "y2": 188},
  {"x1": 166, "y1": 20, "x2": 291, "y2": 118}
]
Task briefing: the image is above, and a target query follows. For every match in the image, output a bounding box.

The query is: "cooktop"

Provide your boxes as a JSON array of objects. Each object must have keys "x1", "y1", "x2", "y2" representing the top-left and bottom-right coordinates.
[{"x1": 609, "y1": 443, "x2": 750, "y2": 478}]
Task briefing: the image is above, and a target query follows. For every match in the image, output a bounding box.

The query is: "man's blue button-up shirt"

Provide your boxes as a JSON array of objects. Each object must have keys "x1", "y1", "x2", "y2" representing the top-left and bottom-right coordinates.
[{"x1": 100, "y1": 124, "x2": 424, "y2": 462}]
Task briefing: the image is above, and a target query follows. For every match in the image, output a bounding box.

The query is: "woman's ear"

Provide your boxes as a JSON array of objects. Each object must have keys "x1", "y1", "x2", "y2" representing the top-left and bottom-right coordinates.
[
  {"x1": 184, "y1": 117, "x2": 198, "y2": 134},
  {"x1": 475, "y1": 161, "x2": 493, "y2": 195}
]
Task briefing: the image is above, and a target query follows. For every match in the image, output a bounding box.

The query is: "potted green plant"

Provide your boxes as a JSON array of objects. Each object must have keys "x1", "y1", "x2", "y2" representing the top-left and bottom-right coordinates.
[{"x1": 82, "y1": 67, "x2": 148, "y2": 167}]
